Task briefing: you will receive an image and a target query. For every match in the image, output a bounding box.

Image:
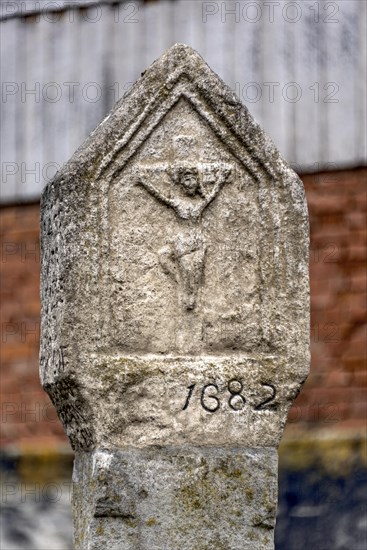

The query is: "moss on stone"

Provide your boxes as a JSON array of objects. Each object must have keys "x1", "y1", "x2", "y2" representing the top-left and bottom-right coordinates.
[{"x1": 95, "y1": 524, "x2": 104, "y2": 536}]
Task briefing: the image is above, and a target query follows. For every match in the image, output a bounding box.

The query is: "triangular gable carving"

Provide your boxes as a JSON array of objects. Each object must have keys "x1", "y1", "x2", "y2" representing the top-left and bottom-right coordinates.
[{"x1": 98, "y1": 86, "x2": 276, "y2": 185}]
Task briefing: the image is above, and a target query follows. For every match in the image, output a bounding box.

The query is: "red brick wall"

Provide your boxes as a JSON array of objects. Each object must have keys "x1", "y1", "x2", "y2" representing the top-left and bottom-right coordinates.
[
  {"x1": 287, "y1": 167, "x2": 367, "y2": 433},
  {"x1": 0, "y1": 205, "x2": 66, "y2": 450},
  {"x1": 1, "y1": 168, "x2": 366, "y2": 450}
]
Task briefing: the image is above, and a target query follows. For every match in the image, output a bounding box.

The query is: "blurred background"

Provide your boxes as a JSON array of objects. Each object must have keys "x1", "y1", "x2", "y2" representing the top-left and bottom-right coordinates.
[{"x1": 0, "y1": 0, "x2": 366, "y2": 548}]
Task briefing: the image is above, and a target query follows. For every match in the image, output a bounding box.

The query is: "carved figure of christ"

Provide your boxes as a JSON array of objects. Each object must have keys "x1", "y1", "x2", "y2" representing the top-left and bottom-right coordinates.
[
  {"x1": 137, "y1": 165, "x2": 231, "y2": 310},
  {"x1": 137, "y1": 165, "x2": 231, "y2": 222}
]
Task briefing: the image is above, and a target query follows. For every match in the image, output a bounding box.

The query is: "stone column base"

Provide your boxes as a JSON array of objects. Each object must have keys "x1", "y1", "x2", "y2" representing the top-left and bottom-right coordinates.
[{"x1": 72, "y1": 446, "x2": 277, "y2": 550}]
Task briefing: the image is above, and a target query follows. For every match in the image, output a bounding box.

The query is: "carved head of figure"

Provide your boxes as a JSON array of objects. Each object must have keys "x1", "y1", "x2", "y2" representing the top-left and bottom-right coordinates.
[{"x1": 171, "y1": 164, "x2": 201, "y2": 197}]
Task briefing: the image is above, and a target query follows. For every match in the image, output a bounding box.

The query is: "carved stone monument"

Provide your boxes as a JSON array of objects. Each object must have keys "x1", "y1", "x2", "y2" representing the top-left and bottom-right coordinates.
[{"x1": 40, "y1": 44, "x2": 309, "y2": 549}]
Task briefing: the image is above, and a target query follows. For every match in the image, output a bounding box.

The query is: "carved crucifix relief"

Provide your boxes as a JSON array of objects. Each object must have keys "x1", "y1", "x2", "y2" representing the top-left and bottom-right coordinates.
[
  {"x1": 41, "y1": 45, "x2": 310, "y2": 550},
  {"x1": 137, "y1": 162, "x2": 232, "y2": 310}
]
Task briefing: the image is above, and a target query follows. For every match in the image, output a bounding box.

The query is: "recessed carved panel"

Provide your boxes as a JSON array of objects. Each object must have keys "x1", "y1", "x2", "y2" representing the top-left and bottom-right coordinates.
[{"x1": 108, "y1": 98, "x2": 261, "y2": 354}]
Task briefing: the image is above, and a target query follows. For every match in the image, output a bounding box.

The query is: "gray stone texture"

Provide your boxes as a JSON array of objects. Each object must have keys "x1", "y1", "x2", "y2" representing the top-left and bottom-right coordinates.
[
  {"x1": 73, "y1": 448, "x2": 277, "y2": 550},
  {"x1": 40, "y1": 44, "x2": 309, "y2": 549}
]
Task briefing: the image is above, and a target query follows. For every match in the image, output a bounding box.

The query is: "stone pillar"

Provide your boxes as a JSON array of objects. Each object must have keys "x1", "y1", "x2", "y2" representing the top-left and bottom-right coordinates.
[{"x1": 40, "y1": 44, "x2": 309, "y2": 550}]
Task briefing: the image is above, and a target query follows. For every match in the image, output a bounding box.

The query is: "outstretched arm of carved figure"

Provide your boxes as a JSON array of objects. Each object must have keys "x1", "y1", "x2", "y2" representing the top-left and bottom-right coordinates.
[
  {"x1": 137, "y1": 176, "x2": 176, "y2": 210},
  {"x1": 202, "y1": 167, "x2": 231, "y2": 208}
]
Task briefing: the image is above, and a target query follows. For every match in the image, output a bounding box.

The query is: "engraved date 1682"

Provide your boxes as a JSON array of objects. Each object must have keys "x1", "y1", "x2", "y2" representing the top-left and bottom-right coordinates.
[{"x1": 182, "y1": 380, "x2": 277, "y2": 413}]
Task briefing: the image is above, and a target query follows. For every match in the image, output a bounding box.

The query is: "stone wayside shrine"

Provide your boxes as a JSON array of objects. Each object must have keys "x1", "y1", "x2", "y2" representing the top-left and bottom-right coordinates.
[{"x1": 40, "y1": 44, "x2": 309, "y2": 549}]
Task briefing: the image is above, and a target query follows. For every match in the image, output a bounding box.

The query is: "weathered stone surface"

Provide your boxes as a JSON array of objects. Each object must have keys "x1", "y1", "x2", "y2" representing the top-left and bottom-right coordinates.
[
  {"x1": 40, "y1": 44, "x2": 309, "y2": 549},
  {"x1": 73, "y1": 448, "x2": 277, "y2": 550}
]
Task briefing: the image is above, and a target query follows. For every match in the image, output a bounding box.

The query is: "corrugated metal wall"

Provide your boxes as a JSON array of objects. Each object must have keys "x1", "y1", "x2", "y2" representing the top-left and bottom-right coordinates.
[{"x1": 1, "y1": 0, "x2": 366, "y2": 202}]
